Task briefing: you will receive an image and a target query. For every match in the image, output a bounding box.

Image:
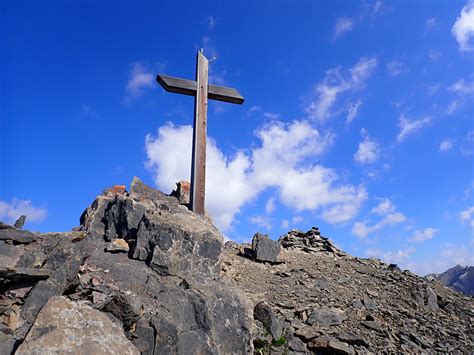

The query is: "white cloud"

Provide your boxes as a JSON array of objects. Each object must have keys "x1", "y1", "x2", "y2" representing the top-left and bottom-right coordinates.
[
  {"x1": 346, "y1": 100, "x2": 362, "y2": 124},
  {"x1": 371, "y1": 198, "x2": 395, "y2": 215},
  {"x1": 397, "y1": 114, "x2": 431, "y2": 142},
  {"x1": 281, "y1": 219, "x2": 289, "y2": 229},
  {"x1": 460, "y1": 206, "x2": 474, "y2": 228},
  {"x1": 366, "y1": 246, "x2": 416, "y2": 264},
  {"x1": 125, "y1": 63, "x2": 155, "y2": 100},
  {"x1": 208, "y1": 16, "x2": 215, "y2": 29},
  {"x1": 292, "y1": 216, "x2": 304, "y2": 224},
  {"x1": 352, "y1": 212, "x2": 406, "y2": 238},
  {"x1": 250, "y1": 215, "x2": 272, "y2": 230},
  {"x1": 352, "y1": 213, "x2": 404, "y2": 238},
  {"x1": 386, "y1": 61, "x2": 406, "y2": 76},
  {"x1": 0, "y1": 199, "x2": 47, "y2": 225},
  {"x1": 426, "y1": 17, "x2": 437, "y2": 29},
  {"x1": 452, "y1": 0, "x2": 474, "y2": 52},
  {"x1": 145, "y1": 120, "x2": 366, "y2": 231},
  {"x1": 333, "y1": 17, "x2": 354, "y2": 40},
  {"x1": 449, "y1": 78, "x2": 474, "y2": 95},
  {"x1": 440, "y1": 244, "x2": 474, "y2": 265},
  {"x1": 265, "y1": 197, "x2": 275, "y2": 214},
  {"x1": 247, "y1": 106, "x2": 262, "y2": 115},
  {"x1": 410, "y1": 228, "x2": 438, "y2": 242},
  {"x1": 439, "y1": 139, "x2": 453, "y2": 152},
  {"x1": 350, "y1": 57, "x2": 378, "y2": 85},
  {"x1": 354, "y1": 130, "x2": 380, "y2": 164},
  {"x1": 263, "y1": 112, "x2": 280, "y2": 120},
  {"x1": 428, "y1": 50, "x2": 441, "y2": 61},
  {"x1": 200, "y1": 36, "x2": 218, "y2": 60},
  {"x1": 447, "y1": 100, "x2": 459, "y2": 115},
  {"x1": 306, "y1": 57, "x2": 377, "y2": 122}
]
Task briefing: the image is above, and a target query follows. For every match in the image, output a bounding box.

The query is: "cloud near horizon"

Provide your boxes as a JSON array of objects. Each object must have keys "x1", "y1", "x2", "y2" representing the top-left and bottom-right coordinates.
[
  {"x1": 145, "y1": 120, "x2": 367, "y2": 231},
  {"x1": 0, "y1": 199, "x2": 47, "y2": 225}
]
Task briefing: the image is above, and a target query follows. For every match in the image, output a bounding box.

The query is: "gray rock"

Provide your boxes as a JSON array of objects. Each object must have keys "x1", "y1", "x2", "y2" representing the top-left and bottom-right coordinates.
[
  {"x1": 308, "y1": 336, "x2": 354, "y2": 354},
  {"x1": 0, "y1": 228, "x2": 37, "y2": 244},
  {"x1": 307, "y1": 307, "x2": 346, "y2": 327},
  {"x1": 425, "y1": 286, "x2": 439, "y2": 310},
  {"x1": 337, "y1": 332, "x2": 370, "y2": 347},
  {"x1": 0, "y1": 331, "x2": 17, "y2": 355},
  {"x1": 362, "y1": 295, "x2": 377, "y2": 310},
  {"x1": 14, "y1": 215, "x2": 27, "y2": 229},
  {"x1": 288, "y1": 337, "x2": 307, "y2": 352},
  {"x1": 361, "y1": 319, "x2": 383, "y2": 332},
  {"x1": 252, "y1": 233, "x2": 280, "y2": 263},
  {"x1": 0, "y1": 267, "x2": 50, "y2": 281},
  {"x1": 15, "y1": 296, "x2": 140, "y2": 354},
  {"x1": 254, "y1": 301, "x2": 283, "y2": 340}
]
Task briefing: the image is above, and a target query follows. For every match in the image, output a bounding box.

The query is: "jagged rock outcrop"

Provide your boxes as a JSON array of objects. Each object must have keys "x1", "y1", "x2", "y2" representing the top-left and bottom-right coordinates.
[
  {"x1": 222, "y1": 228, "x2": 474, "y2": 354},
  {"x1": 1, "y1": 179, "x2": 473, "y2": 354},
  {"x1": 426, "y1": 264, "x2": 474, "y2": 296},
  {"x1": 0, "y1": 178, "x2": 253, "y2": 354}
]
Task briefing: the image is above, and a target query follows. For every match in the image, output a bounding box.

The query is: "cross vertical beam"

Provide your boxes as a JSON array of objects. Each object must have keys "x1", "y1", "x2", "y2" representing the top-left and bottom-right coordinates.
[{"x1": 190, "y1": 51, "x2": 208, "y2": 216}]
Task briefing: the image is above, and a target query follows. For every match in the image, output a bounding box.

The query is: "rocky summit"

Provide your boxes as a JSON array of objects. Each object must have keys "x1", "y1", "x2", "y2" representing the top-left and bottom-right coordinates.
[{"x1": 0, "y1": 178, "x2": 473, "y2": 354}]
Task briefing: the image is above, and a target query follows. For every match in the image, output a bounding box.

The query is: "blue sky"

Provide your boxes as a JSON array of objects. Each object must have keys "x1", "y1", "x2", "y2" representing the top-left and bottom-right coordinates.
[{"x1": 1, "y1": 0, "x2": 473, "y2": 275}]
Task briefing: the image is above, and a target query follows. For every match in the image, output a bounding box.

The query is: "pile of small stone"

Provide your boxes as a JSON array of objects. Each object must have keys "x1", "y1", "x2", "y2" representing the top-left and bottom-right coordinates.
[{"x1": 278, "y1": 227, "x2": 345, "y2": 256}]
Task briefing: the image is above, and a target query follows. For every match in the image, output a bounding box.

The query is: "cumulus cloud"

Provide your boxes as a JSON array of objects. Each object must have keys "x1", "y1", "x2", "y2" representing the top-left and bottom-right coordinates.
[
  {"x1": 125, "y1": 63, "x2": 155, "y2": 100},
  {"x1": 0, "y1": 199, "x2": 47, "y2": 225},
  {"x1": 397, "y1": 114, "x2": 431, "y2": 142},
  {"x1": 145, "y1": 120, "x2": 366, "y2": 231},
  {"x1": 333, "y1": 17, "x2": 354, "y2": 40},
  {"x1": 439, "y1": 139, "x2": 453, "y2": 152},
  {"x1": 452, "y1": 0, "x2": 474, "y2": 52},
  {"x1": 460, "y1": 206, "x2": 474, "y2": 228},
  {"x1": 410, "y1": 228, "x2": 438, "y2": 242},
  {"x1": 306, "y1": 57, "x2": 377, "y2": 122},
  {"x1": 354, "y1": 129, "x2": 380, "y2": 164}
]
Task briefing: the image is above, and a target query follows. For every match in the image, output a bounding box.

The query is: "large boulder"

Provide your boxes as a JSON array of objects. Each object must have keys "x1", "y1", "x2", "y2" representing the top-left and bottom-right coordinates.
[
  {"x1": 251, "y1": 233, "x2": 280, "y2": 263},
  {"x1": 15, "y1": 296, "x2": 140, "y2": 355}
]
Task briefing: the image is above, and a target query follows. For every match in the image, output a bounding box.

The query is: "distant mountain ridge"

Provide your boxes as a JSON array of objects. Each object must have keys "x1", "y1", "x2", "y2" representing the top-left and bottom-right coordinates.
[{"x1": 427, "y1": 265, "x2": 474, "y2": 296}]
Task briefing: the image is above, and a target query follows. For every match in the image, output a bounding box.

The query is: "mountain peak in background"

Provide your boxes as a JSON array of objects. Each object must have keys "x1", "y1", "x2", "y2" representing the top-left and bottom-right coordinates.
[{"x1": 427, "y1": 265, "x2": 474, "y2": 296}]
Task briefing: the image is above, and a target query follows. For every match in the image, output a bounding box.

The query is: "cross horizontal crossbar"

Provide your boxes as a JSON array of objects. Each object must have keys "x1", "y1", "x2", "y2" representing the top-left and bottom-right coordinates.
[{"x1": 156, "y1": 74, "x2": 244, "y2": 104}]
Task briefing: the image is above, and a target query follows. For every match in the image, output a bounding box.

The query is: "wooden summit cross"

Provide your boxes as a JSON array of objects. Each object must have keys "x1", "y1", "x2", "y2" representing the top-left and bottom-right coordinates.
[{"x1": 156, "y1": 50, "x2": 244, "y2": 216}]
